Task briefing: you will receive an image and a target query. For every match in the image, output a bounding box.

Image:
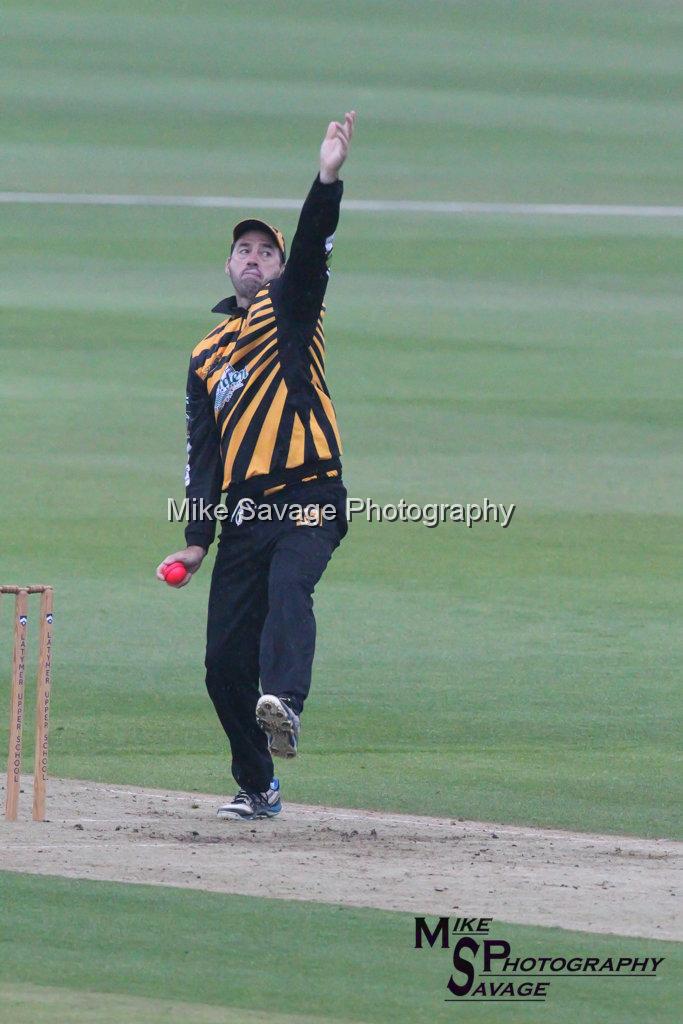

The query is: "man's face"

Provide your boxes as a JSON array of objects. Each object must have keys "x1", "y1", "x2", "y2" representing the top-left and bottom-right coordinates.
[{"x1": 226, "y1": 229, "x2": 284, "y2": 303}]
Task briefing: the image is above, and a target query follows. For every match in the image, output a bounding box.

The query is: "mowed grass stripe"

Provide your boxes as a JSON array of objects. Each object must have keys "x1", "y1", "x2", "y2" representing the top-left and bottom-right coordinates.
[
  {"x1": 4, "y1": 192, "x2": 683, "y2": 217},
  {"x1": 4, "y1": 2, "x2": 683, "y2": 201},
  {"x1": 0, "y1": 985, "x2": 366, "y2": 1024}
]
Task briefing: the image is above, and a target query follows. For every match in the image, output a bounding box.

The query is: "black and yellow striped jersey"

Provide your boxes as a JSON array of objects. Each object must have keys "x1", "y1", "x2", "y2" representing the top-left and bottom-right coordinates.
[{"x1": 184, "y1": 176, "x2": 344, "y2": 550}]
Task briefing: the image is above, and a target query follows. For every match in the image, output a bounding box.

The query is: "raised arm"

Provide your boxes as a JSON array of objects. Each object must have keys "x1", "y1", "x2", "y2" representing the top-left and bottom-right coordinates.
[{"x1": 278, "y1": 111, "x2": 356, "y2": 320}]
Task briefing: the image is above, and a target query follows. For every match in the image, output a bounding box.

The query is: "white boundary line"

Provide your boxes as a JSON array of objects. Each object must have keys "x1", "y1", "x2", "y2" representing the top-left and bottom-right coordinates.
[{"x1": 2, "y1": 191, "x2": 683, "y2": 217}]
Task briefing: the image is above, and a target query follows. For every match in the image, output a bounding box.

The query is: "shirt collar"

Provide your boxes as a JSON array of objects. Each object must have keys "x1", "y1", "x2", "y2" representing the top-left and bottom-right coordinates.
[{"x1": 211, "y1": 295, "x2": 247, "y2": 316}]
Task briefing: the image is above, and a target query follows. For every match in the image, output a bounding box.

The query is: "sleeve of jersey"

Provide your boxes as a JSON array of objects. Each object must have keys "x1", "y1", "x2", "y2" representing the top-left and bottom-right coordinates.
[
  {"x1": 183, "y1": 361, "x2": 223, "y2": 550},
  {"x1": 277, "y1": 174, "x2": 343, "y2": 321}
]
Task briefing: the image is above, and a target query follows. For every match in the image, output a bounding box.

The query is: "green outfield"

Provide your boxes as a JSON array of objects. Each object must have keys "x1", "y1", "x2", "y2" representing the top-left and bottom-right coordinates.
[
  {"x1": 1, "y1": 1, "x2": 681, "y2": 1021},
  {"x1": 1, "y1": 872, "x2": 680, "y2": 1024}
]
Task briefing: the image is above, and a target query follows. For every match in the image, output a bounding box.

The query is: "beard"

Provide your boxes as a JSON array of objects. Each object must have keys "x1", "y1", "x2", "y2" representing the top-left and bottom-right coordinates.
[
  {"x1": 229, "y1": 268, "x2": 267, "y2": 305},
  {"x1": 240, "y1": 273, "x2": 264, "y2": 302},
  {"x1": 228, "y1": 258, "x2": 284, "y2": 306}
]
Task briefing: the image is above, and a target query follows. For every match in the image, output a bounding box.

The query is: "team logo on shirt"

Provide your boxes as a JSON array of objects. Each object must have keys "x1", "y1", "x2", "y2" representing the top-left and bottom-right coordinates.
[{"x1": 214, "y1": 364, "x2": 248, "y2": 413}]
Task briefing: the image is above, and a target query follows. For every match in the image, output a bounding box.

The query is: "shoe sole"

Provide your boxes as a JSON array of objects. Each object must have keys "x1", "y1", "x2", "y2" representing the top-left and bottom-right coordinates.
[
  {"x1": 217, "y1": 803, "x2": 282, "y2": 821},
  {"x1": 256, "y1": 696, "x2": 299, "y2": 759}
]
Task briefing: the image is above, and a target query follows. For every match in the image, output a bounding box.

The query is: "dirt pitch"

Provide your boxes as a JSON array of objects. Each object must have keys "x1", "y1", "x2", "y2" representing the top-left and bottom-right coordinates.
[{"x1": 1, "y1": 775, "x2": 680, "y2": 941}]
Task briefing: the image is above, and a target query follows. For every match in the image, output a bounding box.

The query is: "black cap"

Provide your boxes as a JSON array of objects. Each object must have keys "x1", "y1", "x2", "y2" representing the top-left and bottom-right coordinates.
[{"x1": 231, "y1": 219, "x2": 286, "y2": 260}]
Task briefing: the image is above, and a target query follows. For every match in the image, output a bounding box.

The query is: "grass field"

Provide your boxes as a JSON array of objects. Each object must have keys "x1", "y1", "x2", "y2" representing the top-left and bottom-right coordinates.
[
  {"x1": 1, "y1": 1, "x2": 681, "y2": 1020},
  {"x1": 1, "y1": 872, "x2": 680, "y2": 1024}
]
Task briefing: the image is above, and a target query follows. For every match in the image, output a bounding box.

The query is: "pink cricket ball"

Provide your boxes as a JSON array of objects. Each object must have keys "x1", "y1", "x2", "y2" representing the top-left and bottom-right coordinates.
[{"x1": 163, "y1": 561, "x2": 188, "y2": 585}]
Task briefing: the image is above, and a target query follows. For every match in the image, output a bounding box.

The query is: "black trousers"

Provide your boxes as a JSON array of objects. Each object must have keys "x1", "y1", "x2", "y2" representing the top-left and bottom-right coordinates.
[{"x1": 205, "y1": 480, "x2": 347, "y2": 793}]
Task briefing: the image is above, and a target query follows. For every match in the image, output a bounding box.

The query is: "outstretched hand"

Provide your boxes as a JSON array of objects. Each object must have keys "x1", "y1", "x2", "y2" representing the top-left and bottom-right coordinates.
[{"x1": 320, "y1": 111, "x2": 356, "y2": 184}]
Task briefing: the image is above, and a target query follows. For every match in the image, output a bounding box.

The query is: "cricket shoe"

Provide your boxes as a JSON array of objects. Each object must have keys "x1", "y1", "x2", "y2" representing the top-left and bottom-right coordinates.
[
  {"x1": 256, "y1": 694, "x2": 300, "y2": 758},
  {"x1": 216, "y1": 779, "x2": 282, "y2": 820}
]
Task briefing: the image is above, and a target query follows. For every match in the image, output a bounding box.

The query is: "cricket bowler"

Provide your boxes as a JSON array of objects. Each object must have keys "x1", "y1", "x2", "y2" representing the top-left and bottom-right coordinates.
[{"x1": 157, "y1": 111, "x2": 356, "y2": 820}]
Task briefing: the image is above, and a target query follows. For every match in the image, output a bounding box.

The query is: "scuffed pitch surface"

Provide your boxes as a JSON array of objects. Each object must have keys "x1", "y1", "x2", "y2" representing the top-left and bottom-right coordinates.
[{"x1": 1, "y1": 775, "x2": 680, "y2": 941}]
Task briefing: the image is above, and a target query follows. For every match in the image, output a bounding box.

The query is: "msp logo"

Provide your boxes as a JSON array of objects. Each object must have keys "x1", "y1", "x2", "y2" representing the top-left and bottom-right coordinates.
[
  {"x1": 415, "y1": 917, "x2": 665, "y2": 1005},
  {"x1": 214, "y1": 364, "x2": 248, "y2": 413}
]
